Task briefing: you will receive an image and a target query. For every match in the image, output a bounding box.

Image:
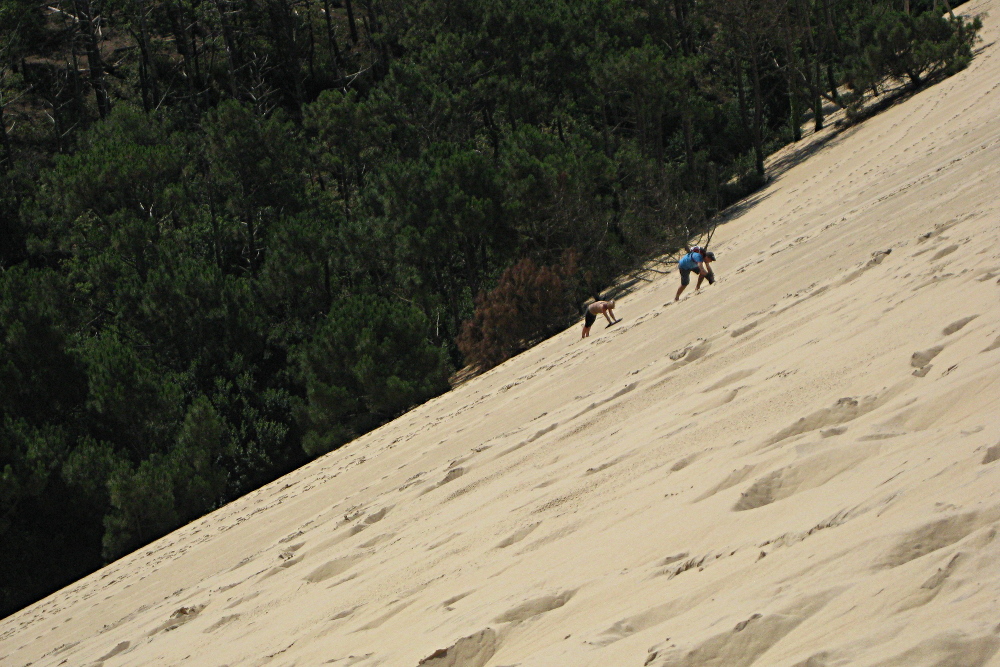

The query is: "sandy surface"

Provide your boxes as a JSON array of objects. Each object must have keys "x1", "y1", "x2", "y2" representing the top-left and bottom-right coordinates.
[{"x1": 3, "y1": 1, "x2": 1000, "y2": 665}]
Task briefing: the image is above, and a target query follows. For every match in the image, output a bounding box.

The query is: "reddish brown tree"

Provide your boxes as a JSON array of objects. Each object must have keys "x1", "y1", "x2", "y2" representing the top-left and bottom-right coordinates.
[{"x1": 458, "y1": 252, "x2": 579, "y2": 371}]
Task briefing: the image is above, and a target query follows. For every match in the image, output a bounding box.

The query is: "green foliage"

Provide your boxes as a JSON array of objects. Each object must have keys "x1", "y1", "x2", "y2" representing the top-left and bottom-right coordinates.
[
  {"x1": 202, "y1": 102, "x2": 304, "y2": 275},
  {"x1": 0, "y1": 268, "x2": 86, "y2": 423},
  {"x1": 102, "y1": 456, "x2": 178, "y2": 559},
  {"x1": 0, "y1": 0, "x2": 45, "y2": 58},
  {"x1": 846, "y1": 10, "x2": 981, "y2": 97},
  {"x1": 61, "y1": 437, "x2": 118, "y2": 507},
  {"x1": 299, "y1": 298, "x2": 450, "y2": 456},
  {"x1": 101, "y1": 396, "x2": 227, "y2": 559}
]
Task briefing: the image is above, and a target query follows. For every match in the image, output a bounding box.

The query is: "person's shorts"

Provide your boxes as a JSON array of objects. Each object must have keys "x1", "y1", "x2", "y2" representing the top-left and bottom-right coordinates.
[
  {"x1": 584, "y1": 311, "x2": 597, "y2": 327},
  {"x1": 679, "y1": 267, "x2": 714, "y2": 286}
]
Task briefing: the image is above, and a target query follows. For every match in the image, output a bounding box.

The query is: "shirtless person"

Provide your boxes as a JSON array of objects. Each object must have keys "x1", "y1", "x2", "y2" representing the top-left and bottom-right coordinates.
[
  {"x1": 581, "y1": 300, "x2": 618, "y2": 338},
  {"x1": 674, "y1": 248, "x2": 716, "y2": 301}
]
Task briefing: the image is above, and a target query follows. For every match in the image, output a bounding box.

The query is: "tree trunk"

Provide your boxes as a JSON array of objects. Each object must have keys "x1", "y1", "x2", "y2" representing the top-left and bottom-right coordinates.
[
  {"x1": 0, "y1": 97, "x2": 12, "y2": 169},
  {"x1": 67, "y1": 52, "x2": 84, "y2": 147},
  {"x1": 212, "y1": 0, "x2": 241, "y2": 98},
  {"x1": 826, "y1": 63, "x2": 840, "y2": 105},
  {"x1": 749, "y1": 53, "x2": 765, "y2": 176},
  {"x1": 133, "y1": 0, "x2": 160, "y2": 111},
  {"x1": 483, "y1": 106, "x2": 500, "y2": 160},
  {"x1": 788, "y1": 81, "x2": 802, "y2": 141},
  {"x1": 681, "y1": 109, "x2": 692, "y2": 169},
  {"x1": 735, "y1": 60, "x2": 751, "y2": 150},
  {"x1": 344, "y1": 0, "x2": 359, "y2": 44},
  {"x1": 188, "y1": 0, "x2": 202, "y2": 96},
  {"x1": 821, "y1": 0, "x2": 841, "y2": 105},
  {"x1": 302, "y1": 0, "x2": 317, "y2": 83},
  {"x1": 782, "y1": 9, "x2": 802, "y2": 141},
  {"x1": 167, "y1": 0, "x2": 198, "y2": 104},
  {"x1": 204, "y1": 162, "x2": 224, "y2": 271},
  {"x1": 813, "y1": 58, "x2": 823, "y2": 131},
  {"x1": 267, "y1": 0, "x2": 304, "y2": 113},
  {"x1": 601, "y1": 100, "x2": 611, "y2": 158},
  {"x1": 321, "y1": 0, "x2": 345, "y2": 79},
  {"x1": 75, "y1": 0, "x2": 111, "y2": 118}
]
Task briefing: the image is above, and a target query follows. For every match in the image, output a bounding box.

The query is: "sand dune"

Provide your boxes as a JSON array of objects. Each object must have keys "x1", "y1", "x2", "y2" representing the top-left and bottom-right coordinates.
[{"x1": 3, "y1": 1, "x2": 1000, "y2": 665}]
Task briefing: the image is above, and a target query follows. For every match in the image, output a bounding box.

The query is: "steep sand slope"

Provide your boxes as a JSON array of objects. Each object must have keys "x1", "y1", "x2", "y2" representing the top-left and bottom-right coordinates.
[{"x1": 3, "y1": 1, "x2": 1000, "y2": 665}]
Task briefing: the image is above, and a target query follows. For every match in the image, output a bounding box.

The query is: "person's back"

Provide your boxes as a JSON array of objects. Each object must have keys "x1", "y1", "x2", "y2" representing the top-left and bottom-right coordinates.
[
  {"x1": 675, "y1": 250, "x2": 715, "y2": 301},
  {"x1": 581, "y1": 300, "x2": 618, "y2": 338},
  {"x1": 678, "y1": 251, "x2": 703, "y2": 272}
]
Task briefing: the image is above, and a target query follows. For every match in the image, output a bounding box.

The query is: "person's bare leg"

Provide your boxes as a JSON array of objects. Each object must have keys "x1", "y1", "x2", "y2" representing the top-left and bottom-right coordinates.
[
  {"x1": 675, "y1": 284, "x2": 686, "y2": 301},
  {"x1": 582, "y1": 325, "x2": 591, "y2": 338}
]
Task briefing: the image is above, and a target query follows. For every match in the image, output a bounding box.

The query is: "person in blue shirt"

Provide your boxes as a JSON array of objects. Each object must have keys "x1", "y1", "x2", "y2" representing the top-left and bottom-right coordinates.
[{"x1": 674, "y1": 247, "x2": 716, "y2": 301}]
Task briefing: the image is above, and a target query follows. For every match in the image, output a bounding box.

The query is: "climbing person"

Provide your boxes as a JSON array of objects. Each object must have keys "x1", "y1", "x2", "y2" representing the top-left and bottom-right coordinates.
[
  {"x1": 581, "y1": 300, "x2": 619, "y2": 338},
  {"x1": 674, "y1": 247, "x2": 716, "y2": 301}
]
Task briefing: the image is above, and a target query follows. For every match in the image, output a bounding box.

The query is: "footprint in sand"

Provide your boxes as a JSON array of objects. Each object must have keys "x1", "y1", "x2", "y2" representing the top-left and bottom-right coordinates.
[
  {"x1": 910, "y1": 345, "x2": 944, "y2": 369},
  {"x1": 95, "y1": 640, "x2": 130, "y2": 661},
  {"x1": 897, "y1": 553, "x2": 966, "y2": 612},
  {"x1": 703, "y1": 369, "x2": 758, "y2": 392},
  {"x1": 202, "y1": 614, "x2": 241, "y2": 634},
  {"x1": 942, "y1": 315, "x2": 978, "y2": 336},
  {"x1": 877, "y1": 510, "x2": 995, "y2": 569},
  {"x1": 670, "y1": 454, "x2": 699, "y2": 472},
  {"x1": 655, "y1": 554, "x2": 709, "y2": 579},
  {"x1": 585, "y1": 454, "x2": 630, "y2": 475},
  {"x1": 494, "y1": 423, "x2": 559, "y2": 459},
  {"x1": 417, "y1": 628, "x2": 499, "y2": 667},
  {"x1": 587, "y1": 596, "x2": 692, "y2": 646},
  {"x1": 358, "y1": 532, "x2": 394, "y2": 549},
  {"x1": 420, "y1": 468, "x2": 466, "y2": 495},
  {"x1": 644, "y1": 591, "x2": 837, "y2": 667},
  {"x1": 930, "y1": 244, "x2": 960, "y2": 261},
  {"x1": 495, "y1": 522, "x2": 541, "y2": 549},
  {"x1": 441, "y1": 591, "x2": 474, "y2": 610},
  {"x1": 351, "y1": 600, "x2": 414, "y2": 632},
  {"x1": 493, "y1": 590, "x2": 575, "y2": 623},
  {"x1": 147, "y1": 604, "x2": 206, "y2": 636},
  {"x1": 349, "y1": 506, "x2": 392, "y2": 534},
  {"x1": 693, "y1": 388, "x2": 741, "y2": 415},
  {"x1": 224, "y1": 591, "x2": 260, "y2": 609},
  {"x1": 733, "y1": 447, "x2": 874, "y2": 511},
  {"x1": 330, "y1": 606, "x2": 359, "y2": 621},
  {"x1": 260, "y1": 552, "x2": 306, "y2": 580},
  {"x1": 327, "y1": 653, "x2": 374, "y2": 665},
  {"x1": 304, "y1": 554, "x2": 369, "y2": 583},
  {"x1": 763, "y1": 395, "x2": 886, "y2": 448},
  {"x1": 694, "y1": 465, "x2": 756, "y2": 502},
  {"x1": 570, "y1": 384, "x2": 637, "y2": 422}
]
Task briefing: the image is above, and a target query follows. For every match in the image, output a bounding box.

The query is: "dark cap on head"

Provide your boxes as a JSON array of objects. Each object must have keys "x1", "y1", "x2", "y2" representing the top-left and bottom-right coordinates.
[{"x1": 705, "y1": 251, "x2": 716, "y2": 260}]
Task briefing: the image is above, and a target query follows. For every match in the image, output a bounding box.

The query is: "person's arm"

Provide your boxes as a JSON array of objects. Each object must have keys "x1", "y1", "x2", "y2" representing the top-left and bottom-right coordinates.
[{"x1": 698, "y1": 261, "x2": 707, "y2": 276}]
